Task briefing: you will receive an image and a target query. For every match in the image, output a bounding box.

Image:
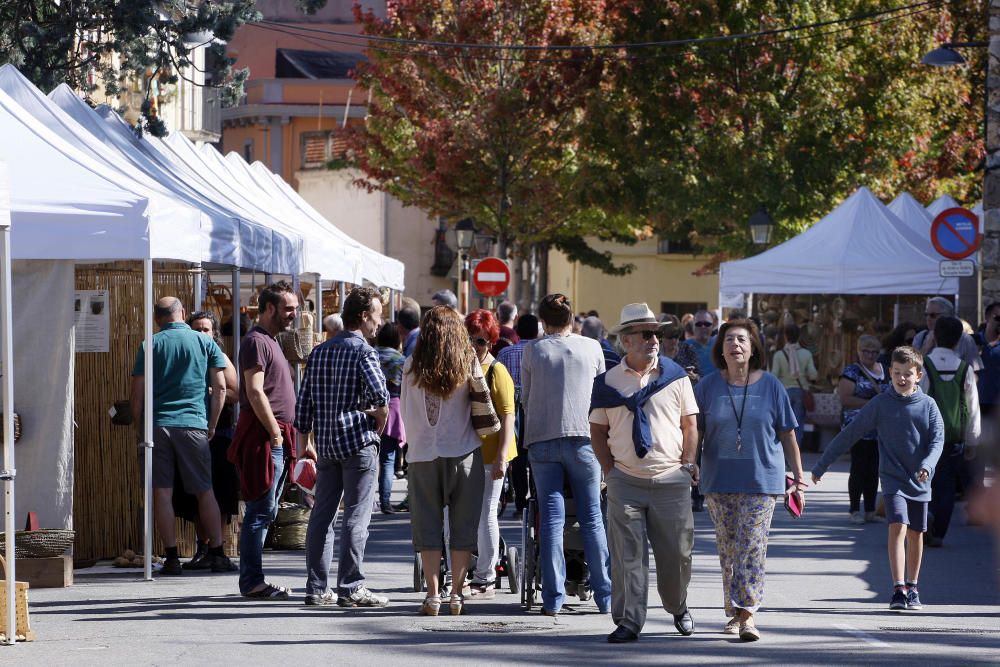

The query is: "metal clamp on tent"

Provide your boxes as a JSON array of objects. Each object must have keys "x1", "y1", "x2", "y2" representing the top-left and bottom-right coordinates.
[{"x1": 0, "y1": 469, "x2": 13, "y2": 481}]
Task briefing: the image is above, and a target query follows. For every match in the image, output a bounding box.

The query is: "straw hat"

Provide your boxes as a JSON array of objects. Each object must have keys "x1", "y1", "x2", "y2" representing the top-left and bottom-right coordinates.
[{"x1": 610, "y1": 303, "x2": 660, "y2": 335}]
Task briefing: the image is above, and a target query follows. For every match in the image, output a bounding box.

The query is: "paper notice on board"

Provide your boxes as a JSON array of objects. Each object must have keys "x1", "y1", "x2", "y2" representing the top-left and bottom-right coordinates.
[{"x1": 75, "y1": 289, "x2": 110, "y2": 353}]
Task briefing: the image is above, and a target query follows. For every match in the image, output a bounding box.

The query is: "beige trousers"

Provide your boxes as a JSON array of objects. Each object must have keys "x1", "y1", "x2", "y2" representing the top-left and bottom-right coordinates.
[{"x1": 606, "y1": 465, "x2": 694, "y2": 634}]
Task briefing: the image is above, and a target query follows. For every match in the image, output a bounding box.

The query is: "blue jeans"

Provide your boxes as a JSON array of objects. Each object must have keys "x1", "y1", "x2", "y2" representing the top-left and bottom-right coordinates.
[
  {"x1": 239, "y1": 446, "x2": 288, "y2": 594},
  {"x1": 378, "y1": 435, "x2": 398, "y2": 508},
  {"x1": 786, "y1": 387, "x2": 806, "y2": 445},
  {"x1": 305, "y1": 444, "x2": 378, "y2": 596},
  {"x1": 528, "y1": 437, "x2": 611, "y2": 613}
]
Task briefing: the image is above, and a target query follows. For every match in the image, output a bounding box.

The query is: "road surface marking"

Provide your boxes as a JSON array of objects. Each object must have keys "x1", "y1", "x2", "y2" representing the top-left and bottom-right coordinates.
[{"x1": 834, "y1": 623, "x2": 891, "y2": 648}]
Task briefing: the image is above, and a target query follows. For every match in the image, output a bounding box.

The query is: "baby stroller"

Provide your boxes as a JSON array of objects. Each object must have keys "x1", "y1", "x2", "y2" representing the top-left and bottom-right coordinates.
[
  {"x1": 412, "y1": 489, "x2": 519, "y2": 594},
  {"x1": 519, "y1": 478, "x2": 603, "y2": 611}
]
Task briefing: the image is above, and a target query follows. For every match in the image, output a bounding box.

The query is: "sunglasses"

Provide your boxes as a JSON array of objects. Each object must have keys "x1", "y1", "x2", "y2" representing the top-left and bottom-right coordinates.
[
  {"x1": 993, "y1": 316, "x2": 1000, "y2": 323},
  {"x1": 626, "y1": 330, "x2": 664, "y2": 341},
  {"x1": 694, "y1": 321, "x2": 713, "y2": 328},
  {"x1": 663, "y1": 333, "x2": 680, "y2": 340},
  {"x1": 924, "y1": 312, "x2": 940, "y2": 319},
  {"x1": 470, "y1": 336, "x2": 489, "y2": 346}
]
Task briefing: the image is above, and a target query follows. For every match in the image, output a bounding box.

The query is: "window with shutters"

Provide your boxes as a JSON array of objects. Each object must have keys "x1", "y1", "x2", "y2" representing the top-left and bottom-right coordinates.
[{"x1": 301, "y1": 130, "x2": 349, "y2": 169}]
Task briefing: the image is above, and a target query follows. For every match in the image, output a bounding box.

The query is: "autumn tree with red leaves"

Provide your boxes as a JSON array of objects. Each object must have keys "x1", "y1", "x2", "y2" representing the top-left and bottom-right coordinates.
[{"x1": 347, "y1": 0, "x2": 640, "y2": 304}]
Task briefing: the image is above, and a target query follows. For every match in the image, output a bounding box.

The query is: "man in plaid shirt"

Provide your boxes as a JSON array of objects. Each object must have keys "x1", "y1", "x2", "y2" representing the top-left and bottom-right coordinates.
[{"x1": 296, "y1": 286, "x2": 390, "y2": 608}]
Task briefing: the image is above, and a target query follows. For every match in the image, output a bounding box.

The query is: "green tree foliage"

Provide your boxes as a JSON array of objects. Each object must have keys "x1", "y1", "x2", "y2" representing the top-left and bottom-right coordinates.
[
  {"x1": 582, "y1": 1, "x2": 984, "y2": 255},
  {"x1": 0, "y1": 1, "x2": 261, "y2": 135},
  {"x1": 347, "y1": 0, "x2": 642, "y2": 274}
]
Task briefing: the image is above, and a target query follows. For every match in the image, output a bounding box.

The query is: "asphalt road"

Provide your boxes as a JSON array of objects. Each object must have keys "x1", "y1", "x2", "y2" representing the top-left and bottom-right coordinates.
[{"x1": 7, "y1": 453, "x2": 1000, "y2": 666}]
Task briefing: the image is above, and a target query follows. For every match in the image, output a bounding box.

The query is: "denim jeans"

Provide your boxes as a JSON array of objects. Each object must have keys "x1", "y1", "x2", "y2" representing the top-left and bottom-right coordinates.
[
  {"x1": 786, "y1": 387, "x2": 806, "y2": 445},
  {"x1": 239, "y1": 446, "x2": 288, "y2": 594},
  {"x1": 305, "y1": 444, "x2": 378, "y2": 596},
  {"x1": 378, "y1": 435, "x2": 399, "y2": 508},
  {"x1": 528, "y1": 437, "x2": 611, "y2": 613}
]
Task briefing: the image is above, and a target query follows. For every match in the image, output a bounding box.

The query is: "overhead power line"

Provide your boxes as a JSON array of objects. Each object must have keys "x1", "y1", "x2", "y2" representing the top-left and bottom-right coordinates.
[
  {"x1": 254, "y1": 1, "x2": 941, "y2": 54},
  {"x1": 250, "y1": 2, "x2": 942, "y2": 65}
]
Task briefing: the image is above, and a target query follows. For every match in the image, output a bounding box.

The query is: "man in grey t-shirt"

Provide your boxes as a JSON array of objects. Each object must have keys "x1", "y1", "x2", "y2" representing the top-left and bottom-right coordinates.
[{"x1": 521, "y1": 293, "x2": 610, "y2": 616}]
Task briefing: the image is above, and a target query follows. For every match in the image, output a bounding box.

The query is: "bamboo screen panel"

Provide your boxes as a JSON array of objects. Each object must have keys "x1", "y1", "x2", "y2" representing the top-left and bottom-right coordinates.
[{"x1": 73, "y1": 262, "x2": 239, "y2": 560}]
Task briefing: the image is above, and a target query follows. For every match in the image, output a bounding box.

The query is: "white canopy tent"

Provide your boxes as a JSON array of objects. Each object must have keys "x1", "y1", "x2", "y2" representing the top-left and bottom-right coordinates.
[
  {"x1": 719, "y1": 186, "x2": 959, "y2": 296},
  {"x1": 888, "y1": 192, "x2": 933, "y2": 240},
  {"x1": 927, "y1": 194, "x2": 961, "y2": 218},
  {"x1": 237, "y1": 155, "x2": 406, "y2": 291},
  {"x1": 0, "y1": 162, "x2": 16, "y2": 645},
  {"x1": 0, "y1": 75, "x2": 306, "y2": 584}
]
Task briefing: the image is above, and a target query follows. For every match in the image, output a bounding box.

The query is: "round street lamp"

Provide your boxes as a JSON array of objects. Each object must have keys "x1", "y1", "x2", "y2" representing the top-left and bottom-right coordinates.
[
  {"x1": 921, "y1": 41, "x2": 985, "y2": 67},
  {"x1": 748, "y1": 206, "x2": 775, "y2": 246}
]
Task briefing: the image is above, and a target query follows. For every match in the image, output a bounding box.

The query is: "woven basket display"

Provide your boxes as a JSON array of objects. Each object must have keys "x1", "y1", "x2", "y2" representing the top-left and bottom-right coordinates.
[
  {"x1": 270, "y1": 502, "x2": 309, "y2": 550},
  {"x1": 0, "y1": 529, "x2": 75, "y2": 559}
]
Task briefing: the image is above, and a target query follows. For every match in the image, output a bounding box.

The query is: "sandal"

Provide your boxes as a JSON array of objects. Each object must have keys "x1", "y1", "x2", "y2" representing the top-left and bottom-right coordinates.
[
  {"x1": 420, "y1": 596, "x2": 441, "y2": 616},
  {"x1": 242, "y1": 583, "x2": 291, "y2": 600},
  {"x1": 449, "y1": 592, "x2": 465, "y2": 616}
]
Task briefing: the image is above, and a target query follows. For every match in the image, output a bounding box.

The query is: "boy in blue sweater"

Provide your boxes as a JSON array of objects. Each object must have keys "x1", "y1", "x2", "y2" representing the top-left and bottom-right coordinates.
[{"x1": 812, "y1": 347, "x2": 944, "y2": 611}]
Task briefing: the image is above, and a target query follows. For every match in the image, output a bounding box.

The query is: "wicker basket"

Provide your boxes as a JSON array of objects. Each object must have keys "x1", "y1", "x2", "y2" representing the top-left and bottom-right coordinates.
[
  {"x1": 270, "y1": 502, "x2": 309, "y2": 550},
  {"x1": 0, "y1": 529, "x2": 75, "y2": 559}
]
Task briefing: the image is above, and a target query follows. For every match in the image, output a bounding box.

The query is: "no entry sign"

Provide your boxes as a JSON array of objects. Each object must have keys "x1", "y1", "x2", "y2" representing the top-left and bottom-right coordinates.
[
  {"x1": 931, "y1": 207, "x2": 981, "y2": 260},
  {"x1": 472, "y1": 257, "x2": 511, "y2": 297}
]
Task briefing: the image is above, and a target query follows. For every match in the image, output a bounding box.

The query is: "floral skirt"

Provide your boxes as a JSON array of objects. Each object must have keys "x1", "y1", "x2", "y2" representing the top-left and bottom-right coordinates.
[{"x1": 705, "y1": 493, "x2": 777, "y2": 616}]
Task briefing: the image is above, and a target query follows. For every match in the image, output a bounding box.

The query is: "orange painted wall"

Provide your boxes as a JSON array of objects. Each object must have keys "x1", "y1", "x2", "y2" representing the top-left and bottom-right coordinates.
[{"x1": 227, "y1": 23, "x2": 366, "y2": 79}]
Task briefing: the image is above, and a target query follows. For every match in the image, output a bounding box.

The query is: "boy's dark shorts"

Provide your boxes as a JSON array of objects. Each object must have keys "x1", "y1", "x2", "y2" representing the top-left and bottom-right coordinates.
[{"x1": 884, "y1": 494, "x2": 928, "y2": 532}]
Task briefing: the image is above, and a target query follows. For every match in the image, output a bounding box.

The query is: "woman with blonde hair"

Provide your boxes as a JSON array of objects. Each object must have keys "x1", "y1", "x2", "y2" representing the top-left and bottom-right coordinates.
[{"x1": 401, "y1": 306, "x2": 487, "y2": 616}]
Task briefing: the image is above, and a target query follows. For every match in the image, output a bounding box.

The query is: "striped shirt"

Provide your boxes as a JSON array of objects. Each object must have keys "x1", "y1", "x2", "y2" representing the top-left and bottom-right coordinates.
[{"x1": 295, "y1": 330, "x2": 388, "y2": 461}]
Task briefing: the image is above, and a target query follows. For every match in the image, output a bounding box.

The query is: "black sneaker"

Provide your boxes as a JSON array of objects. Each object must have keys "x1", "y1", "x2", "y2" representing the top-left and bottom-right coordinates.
[
  {"x1": 380, "y1": 503, "x2": 396, "y2": 515},
  {"x1": 889, "y1": 589, "x2": 907, "y2": 610},
  {"x1": 905, "y1": 588, "x2": 922, "y2": 610},
  {"x1": 160, "y1": 557, "x2": 183, "y2": 576},
  {"x1": 393, "y1": 500, "x2": 409, "y2": 512},
  {"x1": 183, "y1": 547, "x2": 211, "y2": 571},
  {"x1": 210, "y1": 554, "x2": 236, "y2": 573}
]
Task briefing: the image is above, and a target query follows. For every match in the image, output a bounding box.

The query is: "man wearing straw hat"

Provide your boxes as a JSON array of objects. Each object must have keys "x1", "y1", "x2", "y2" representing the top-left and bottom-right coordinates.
[
  {"x1": 590, "y1": 303, "x2": 699, "y2": 643},
  {"x1": 131, "y1": 296, "x2": 229, "y2": 577}
]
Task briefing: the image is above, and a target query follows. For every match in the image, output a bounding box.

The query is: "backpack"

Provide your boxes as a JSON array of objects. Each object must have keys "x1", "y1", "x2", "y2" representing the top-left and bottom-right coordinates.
[{"x1": 924, "y1": 357, "x2": 969, "y2": 445}]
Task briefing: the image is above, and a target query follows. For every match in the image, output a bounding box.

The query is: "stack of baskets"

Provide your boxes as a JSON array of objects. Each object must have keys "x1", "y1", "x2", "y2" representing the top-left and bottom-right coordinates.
[{"x1": 269, "y1": 503, "x2": 310, "y2": 550}]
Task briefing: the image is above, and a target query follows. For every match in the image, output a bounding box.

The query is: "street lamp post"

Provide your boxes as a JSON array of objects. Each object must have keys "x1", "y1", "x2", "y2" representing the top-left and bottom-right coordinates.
[{"x1": 455, "y1": 218, "x2": 475, "y2": 314}]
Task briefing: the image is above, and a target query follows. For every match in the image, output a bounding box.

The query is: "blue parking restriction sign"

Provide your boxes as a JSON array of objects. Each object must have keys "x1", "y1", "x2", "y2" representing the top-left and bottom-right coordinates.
[{"x1": 931, "y1": 207, "x2": 981, "y2": 260}]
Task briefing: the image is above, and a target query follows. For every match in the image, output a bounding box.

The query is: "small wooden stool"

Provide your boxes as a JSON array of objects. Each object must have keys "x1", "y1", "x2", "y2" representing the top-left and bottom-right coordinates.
[{"x1": 0, "y1": 553, "x2": 35, "y2": 642}]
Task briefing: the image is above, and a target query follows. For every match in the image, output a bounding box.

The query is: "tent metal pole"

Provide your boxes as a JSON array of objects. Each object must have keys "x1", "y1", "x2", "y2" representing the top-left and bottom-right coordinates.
[
  {"x1": 232, "y1": 268, "x2": 241, "y2": 422},
  {"x1": 339, "y1": 282, "x2": 346, "y2": 313},
  {"x1": 390, "y1": 289, "x2": 396, "y2": 322},
  {"x1": 314, "y1": 275, "x2": 323, "y2": 333},
  {"x1": 142, "y1": 259, "x2": 154, "y2": 582},
  {"x1": 1, "y1": 225, "x2": 17, "y2": 644},
  {"x1": 193, "y1": 264, "x2": 203, "y2": 311}
]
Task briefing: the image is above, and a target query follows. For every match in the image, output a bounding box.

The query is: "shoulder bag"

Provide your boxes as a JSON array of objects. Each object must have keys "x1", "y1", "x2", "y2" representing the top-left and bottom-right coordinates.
[{"x1": 468, "y1": 359, "x2": 501, "y2": 437}]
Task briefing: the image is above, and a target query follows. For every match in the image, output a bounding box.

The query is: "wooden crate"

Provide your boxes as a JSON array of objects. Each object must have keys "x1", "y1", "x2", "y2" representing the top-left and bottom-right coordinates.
[{"x1": 13, "y1": 556, "x2": 72, "y2": 589}]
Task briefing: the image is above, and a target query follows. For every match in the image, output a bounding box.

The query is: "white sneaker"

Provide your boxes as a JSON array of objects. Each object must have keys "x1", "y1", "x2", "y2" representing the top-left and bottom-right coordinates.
[
  {"x1": 850, "y1": 511, "x2": 865, "y2": 525},
  {"x1": 864, "y1": 511, "x2": 884, "y2": 523}
]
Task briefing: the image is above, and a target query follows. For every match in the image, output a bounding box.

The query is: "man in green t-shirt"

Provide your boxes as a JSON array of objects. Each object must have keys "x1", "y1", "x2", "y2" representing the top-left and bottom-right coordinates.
[{"x1": 131, "y1": 296, "x2": 228, "y2": 575}]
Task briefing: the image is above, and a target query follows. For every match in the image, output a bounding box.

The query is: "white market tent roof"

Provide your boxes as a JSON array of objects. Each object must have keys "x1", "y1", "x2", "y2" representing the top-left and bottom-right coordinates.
[
  {"x1": 927, "y1": 194, "x2": 961, "y2": 217},
  {"x1": 247, "y1": 160, "x2": 405, "y2": 290},
  {"x1": 0, "y1": 65, "x2": 299, "y2": 274},
  {"x1": 887, "y1": 192, "x2": 932, "y2": 239},
  {"x1": 719, "y1": 186, "x2": 958, "y2": 295}
]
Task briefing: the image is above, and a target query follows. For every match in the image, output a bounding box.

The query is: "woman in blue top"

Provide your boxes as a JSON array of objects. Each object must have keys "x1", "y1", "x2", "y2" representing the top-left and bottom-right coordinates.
[
  {"x1": 838, "y1": 335, "x2": 890, "y2": 524},
  {"x1": 694, "y1": 319, "x2": 806, "y2": 642}
]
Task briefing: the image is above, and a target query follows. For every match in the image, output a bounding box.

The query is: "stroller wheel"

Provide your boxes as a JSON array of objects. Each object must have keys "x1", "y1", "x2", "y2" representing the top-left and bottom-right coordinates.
[
  {"x1": 506, "y1": 546, "x2": 519, "y2": 594},
  {"x1": 413, "y1": 553, "x2": 425, "y2": 593}
]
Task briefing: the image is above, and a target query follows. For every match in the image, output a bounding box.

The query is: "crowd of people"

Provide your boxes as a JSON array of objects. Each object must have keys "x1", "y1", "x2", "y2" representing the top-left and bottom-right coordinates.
[{"x1": 129, "y1": 286, "x2": 1000, "y2": 644}]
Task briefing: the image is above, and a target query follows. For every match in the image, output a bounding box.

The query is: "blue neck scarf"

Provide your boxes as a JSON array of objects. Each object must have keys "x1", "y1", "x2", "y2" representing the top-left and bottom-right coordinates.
[{"x1": 590, "y1": 355, "x2": 687, "y2": 458}]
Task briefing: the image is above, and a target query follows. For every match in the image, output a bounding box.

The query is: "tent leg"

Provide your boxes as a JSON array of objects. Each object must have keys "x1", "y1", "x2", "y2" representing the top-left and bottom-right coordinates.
[
  {"x1": 143, "y1": 259, "x2": 154, "y2": 582},
  {"x1": 389, "y1": 289, "x2": 396, "y2": 322},
  {"x1": 338, "y1": 282, "x2": 346, "y2": 313},
  {"x1": 314, "y1": 274, "x2": 323, "y2": 334},
  {"x1": 747, "y1": 292, "x2": 754, "y2": 318},
  {"x1": 232, "y1": 268, "x2": 241, "y2": 422},
  {"x1": 1, "y1": 226, "x2": 16, "y2": 644},
  {"x1": 193, "y1": 264, "x2": 203, "y2": 312}
]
